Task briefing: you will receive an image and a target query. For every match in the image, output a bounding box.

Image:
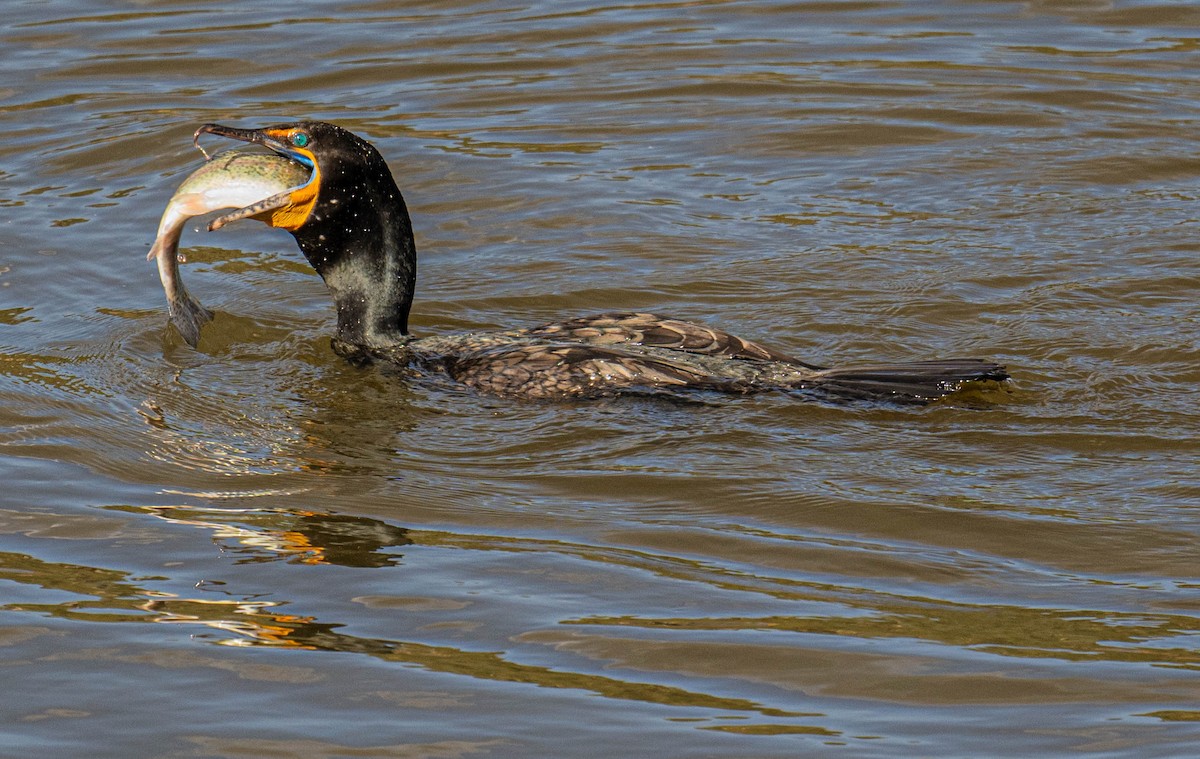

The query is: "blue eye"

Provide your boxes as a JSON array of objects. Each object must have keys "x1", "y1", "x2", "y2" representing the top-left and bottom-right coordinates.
[{"x1": 291, "y1": 132, "x2": 309, "y2": 148}]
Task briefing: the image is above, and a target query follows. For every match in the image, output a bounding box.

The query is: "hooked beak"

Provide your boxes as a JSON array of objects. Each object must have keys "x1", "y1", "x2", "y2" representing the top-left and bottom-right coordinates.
[
  {"x1": 191, "y1": 123, "x2": 320, "y2": 232},
  {"x1": 193, "y1": 124, "x2": 315, "y2": 168}
]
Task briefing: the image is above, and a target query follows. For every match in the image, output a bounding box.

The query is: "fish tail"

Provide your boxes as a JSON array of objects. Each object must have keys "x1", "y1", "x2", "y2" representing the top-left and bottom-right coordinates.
[
  {"x1": 807, "y1": 359, "x2": 1009, "y2": 403},
  {"x1": 168, "y1": 292, "x2": 214, "y2": 348}
]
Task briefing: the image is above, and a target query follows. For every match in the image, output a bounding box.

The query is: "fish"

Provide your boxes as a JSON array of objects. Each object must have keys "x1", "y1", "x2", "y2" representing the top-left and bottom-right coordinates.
[{"x1": 147, "y1": 150, "x2": 312, "y2": 347}]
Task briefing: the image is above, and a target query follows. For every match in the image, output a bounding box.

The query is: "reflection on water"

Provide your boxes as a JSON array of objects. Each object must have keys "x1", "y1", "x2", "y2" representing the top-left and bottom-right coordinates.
[
  {"x1": 112, "y1": 505, "x2": 413, "y2": 567},
  {"x1": 3, "y1": 0, "x2": 1200, "y2": 756},
  {"x1": 0, "y1": 518, "x2": 837, "y2": 735}
]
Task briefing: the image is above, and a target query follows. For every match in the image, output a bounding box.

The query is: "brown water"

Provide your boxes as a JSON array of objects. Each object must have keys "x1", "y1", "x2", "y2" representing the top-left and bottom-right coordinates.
[{"x1": 2, "y1": 1, "x2": 1199, "y2": 756}]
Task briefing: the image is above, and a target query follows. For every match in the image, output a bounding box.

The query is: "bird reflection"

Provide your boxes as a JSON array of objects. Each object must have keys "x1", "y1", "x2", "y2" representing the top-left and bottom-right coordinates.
[{"x1": 116, "y1": 504, "x2": 411, "y2": 567}]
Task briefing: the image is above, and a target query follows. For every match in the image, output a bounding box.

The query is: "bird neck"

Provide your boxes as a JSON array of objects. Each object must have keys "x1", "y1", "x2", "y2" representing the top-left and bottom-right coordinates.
[{"x1": 291, "y1": 183, "x2": 417, "y2": 349}]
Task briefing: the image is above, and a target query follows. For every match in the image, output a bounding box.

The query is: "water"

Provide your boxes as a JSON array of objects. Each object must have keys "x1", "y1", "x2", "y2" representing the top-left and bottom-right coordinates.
[{"x1": 2, "y1": 1, "x2": 1199, "y2": 756}]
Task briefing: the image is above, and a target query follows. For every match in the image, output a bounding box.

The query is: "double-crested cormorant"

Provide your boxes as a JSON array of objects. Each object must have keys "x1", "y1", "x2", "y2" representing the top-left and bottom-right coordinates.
[{"x1": 193, "y1": 121, "x2": 1009, "y2": 402}]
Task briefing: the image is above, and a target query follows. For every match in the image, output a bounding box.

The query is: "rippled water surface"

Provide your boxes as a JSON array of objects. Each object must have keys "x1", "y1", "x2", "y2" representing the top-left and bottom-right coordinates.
[{"x1": 3, "y1": 1, "x2": 1200, "y2": 756}]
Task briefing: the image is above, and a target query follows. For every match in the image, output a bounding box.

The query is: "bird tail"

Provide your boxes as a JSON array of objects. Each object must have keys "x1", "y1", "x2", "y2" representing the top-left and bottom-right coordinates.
[{"x1": 806, "y1": 359, "x2": 1009, "y2": 403}]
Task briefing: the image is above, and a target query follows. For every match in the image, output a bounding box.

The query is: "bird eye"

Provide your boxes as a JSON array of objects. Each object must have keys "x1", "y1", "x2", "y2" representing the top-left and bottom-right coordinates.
[{"x1": 291, "y1": 132, "x2": 310, "y2": 148}]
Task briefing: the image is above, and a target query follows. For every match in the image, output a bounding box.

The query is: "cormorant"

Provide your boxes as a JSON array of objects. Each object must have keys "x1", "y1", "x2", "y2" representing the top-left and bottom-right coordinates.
[{"x1": 193, "y1": 121, "x2": 1009, "y2": 402}]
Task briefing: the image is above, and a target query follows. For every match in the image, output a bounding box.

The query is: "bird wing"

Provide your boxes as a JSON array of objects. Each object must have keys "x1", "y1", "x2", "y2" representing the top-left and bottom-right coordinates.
[
  {"x1": 441, "y1": 340, "x2": 752, "y2": 399},
  {"x1": 519, "y1": 312, "x2": 817, "y2": 367}
]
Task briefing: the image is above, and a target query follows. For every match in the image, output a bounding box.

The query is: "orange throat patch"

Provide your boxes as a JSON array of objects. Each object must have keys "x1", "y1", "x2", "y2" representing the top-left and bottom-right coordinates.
[
  {"x1": 253, "y1": 129, "x2": 320, "y2": 232},
  {"x1": 256, "y1": 162, "x2": 319, "y2": 232}
]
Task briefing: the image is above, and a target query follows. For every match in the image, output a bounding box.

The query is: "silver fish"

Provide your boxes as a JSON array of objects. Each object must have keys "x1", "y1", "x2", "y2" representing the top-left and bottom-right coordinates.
[{"x1": 147, "y1": 150, "x2": 311, "y2": 346}]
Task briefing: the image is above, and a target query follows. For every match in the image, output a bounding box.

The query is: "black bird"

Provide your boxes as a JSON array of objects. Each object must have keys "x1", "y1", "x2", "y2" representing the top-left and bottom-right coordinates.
[{"x1": 194, "y1": 121, "x2": 1009, "y2": 402}]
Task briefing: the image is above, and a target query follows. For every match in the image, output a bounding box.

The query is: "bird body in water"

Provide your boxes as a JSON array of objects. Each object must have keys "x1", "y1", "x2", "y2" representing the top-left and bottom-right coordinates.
[{"x1": 176, "y1": 120, "x2": 1008, "y2": 402}]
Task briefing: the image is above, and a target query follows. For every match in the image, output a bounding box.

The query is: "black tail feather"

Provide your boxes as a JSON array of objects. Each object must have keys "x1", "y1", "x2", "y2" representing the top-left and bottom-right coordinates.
[{"x1": 809, "y1": 359, "x2": 1009, "y2": 403}]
